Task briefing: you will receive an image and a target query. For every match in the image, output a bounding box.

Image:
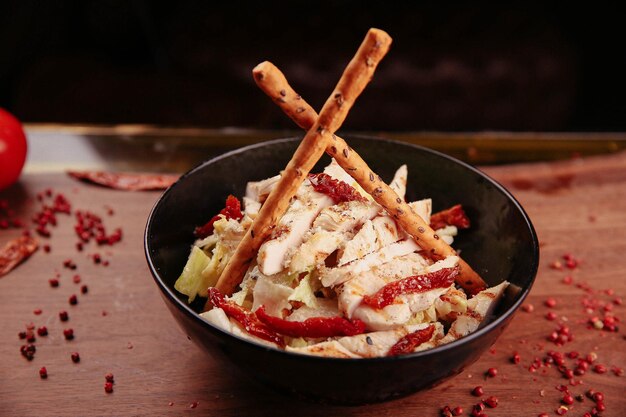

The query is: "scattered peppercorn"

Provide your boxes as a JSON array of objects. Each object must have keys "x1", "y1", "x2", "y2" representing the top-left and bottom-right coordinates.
[
  {"x1": 545, "y1": 298, "x2": 557, "y2": 308},
  {"x1": 484, "y1": 396, "x2": 498, "y2": 408},
  {"x1": 63, "y1": 328, "x2": 74, "y2": 340}
]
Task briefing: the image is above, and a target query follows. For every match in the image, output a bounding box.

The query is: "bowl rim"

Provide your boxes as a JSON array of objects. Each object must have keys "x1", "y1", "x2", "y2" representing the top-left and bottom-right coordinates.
[{"x1": 144, "y1": 134, "x2": 540, "y2": 363}]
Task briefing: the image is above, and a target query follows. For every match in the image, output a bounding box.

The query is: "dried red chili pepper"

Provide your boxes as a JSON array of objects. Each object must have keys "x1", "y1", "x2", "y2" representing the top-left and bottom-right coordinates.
[
  {"x1": 0, "y1": 236, "x2": 38, "y2": 277},
  {"x1": 208, "y1": 288, "x2": 285, "y2": 347},
  {"x1": 430, "y1": 204, "x2": 470, "y2": 230},
  {"x1": 67, "y1": 170, "x2": 179, "y2": 191},
  {"x1": 387, "y1": 325, "x2": 435, "y2": 356},
  {"x1": 255, "y1": 305, "x2": 366, "y2": 338},
  {"x1": 307, "y1": 173, "x2": 367, "y2": 204},
  {"x1": 194, "y1": 195, "x2": 243, "y2": 239},
  {"x1": 362, "y1": 267, "x2": 459, "y2": 309}
]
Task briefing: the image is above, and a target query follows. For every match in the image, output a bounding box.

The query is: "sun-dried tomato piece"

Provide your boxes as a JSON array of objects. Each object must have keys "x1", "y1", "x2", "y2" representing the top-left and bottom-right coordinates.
[
  {"x1": 256, "y1": 305, "x2": 366, "y2": 338},
  {"x1": 67, "y1": 171, "x2": 179, "y2": 191},
  {"x1": 308, "y1": 173, "x2": 367, "y2": 204},
  {"x1": 387, "y1": 325, "x2": 435, "y2": 356},
  {"x1": 194, "y1": 195, "x2": 243, "y2": 239},
  {"x1": 0, "y1": 236, "x2": 39, "y2": 277},
  {"x1": 362, "y1": 267, "x2": 459, "y2": 309},
  {"x1": 430, "y1": 204, "x2": 470, "y2": 230},
  {"x1": 208, "y1": 288, "x2": 285, "y2": 347}
]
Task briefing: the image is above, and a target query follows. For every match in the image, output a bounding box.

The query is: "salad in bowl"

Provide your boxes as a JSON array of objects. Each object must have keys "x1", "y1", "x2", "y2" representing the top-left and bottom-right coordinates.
[{"x1": 175, "y1": 159, "x2": 508, "y2": 358}]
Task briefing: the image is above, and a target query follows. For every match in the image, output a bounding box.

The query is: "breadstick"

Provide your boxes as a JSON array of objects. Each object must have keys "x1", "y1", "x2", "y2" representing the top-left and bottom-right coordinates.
[
  {"x1": 252, "y1": 62, "x2": 486, "y2": 293},
  {"x1": 210, "y1": 28, "x2": 392, "y2": 303}
]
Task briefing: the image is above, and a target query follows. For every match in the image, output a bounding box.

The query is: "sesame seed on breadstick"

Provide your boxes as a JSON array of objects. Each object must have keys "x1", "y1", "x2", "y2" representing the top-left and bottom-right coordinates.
[
  {"x1": 252, "y1": 62, "x2": 486, "y2": 294},
  {"x1": 208, "y1": 29, "x2": 392, "y2": 304}
]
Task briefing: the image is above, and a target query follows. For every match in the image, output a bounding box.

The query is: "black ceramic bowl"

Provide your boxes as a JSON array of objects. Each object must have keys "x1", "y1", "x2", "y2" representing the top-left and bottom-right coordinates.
[{"x1": 144, "y1": 136, "x2": 539, "y2": 405}]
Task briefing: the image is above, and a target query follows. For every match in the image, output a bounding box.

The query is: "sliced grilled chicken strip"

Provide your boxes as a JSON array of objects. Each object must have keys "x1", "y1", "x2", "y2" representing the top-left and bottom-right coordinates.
[
  {"x1": 289, "y1": 200, "x2": 380, "y2": 273},
  {"x1": 337, "y1": 322, "x2": 443, "y2": 357},
  {"x1": 257, "y1": 180, "x2": 333, "y2": 276},
  {"x1": 407, "y1": 198, "x2": 432, "y2": 224},
  {"x1": 389, "y1": 164, "x2": 407, "y2": 199},
  {"x1": 336, "y1": 198, "x2": 431, "y2": 266},
  {"x1": 337, "y1": 252, "x2": 431, "y2": 318},
  {"x1": 245, "y1": 174, "x2": 281, "y2": 203},
  {"x1": 319, "y1": 238, "x2": 421, "y2": 287},
  {"x1": 345, "y1": 256, "x2": 458, "y2": 331},
  {"x1": 438, "y1": 281, "x2": 509, "y2": 345},
  {"x1": 337, "y1": 215, "x2": 401, "y2": 265}
]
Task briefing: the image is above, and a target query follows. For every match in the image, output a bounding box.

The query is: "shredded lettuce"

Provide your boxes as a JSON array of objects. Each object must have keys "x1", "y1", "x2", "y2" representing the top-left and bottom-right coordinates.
[
  {"x1": 288, "y1": 272, "x2": 320, "y2": 308},
  {"x1": 198, "y1": 242, "x2": 231, "y2": 297},
  {"x1": 174, "y1": 246, "x2": 212, "y2": 303}
]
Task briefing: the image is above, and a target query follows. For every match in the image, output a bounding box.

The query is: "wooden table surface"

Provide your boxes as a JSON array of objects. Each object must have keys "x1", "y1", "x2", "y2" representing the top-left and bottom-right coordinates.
[{"x1": 1, "y1": 141, "x2": 625, "y2": 416}]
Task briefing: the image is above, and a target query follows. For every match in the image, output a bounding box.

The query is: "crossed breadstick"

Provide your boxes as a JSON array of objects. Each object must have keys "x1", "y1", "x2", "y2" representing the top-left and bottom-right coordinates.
[
  {"x1": 210, "y1": 28, "x2": 486, "y2": 309},
  {"x1": 211, "y1": 29, "x2": 393, "y2": 303},
  {"x1": 252, "y1": 62, "x2": 486, "y2": 294}
]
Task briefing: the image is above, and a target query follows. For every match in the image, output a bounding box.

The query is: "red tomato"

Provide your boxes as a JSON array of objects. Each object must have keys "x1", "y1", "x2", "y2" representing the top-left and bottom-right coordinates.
[{"x1": 0, "y1": 108, "x2": 27, "y2": 190}]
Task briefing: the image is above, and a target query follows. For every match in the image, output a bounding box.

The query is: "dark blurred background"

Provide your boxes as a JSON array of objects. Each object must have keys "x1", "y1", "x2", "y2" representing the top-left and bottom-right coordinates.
[{"x1": 1, "y1": 1, "x2": 625, "y2": 131}]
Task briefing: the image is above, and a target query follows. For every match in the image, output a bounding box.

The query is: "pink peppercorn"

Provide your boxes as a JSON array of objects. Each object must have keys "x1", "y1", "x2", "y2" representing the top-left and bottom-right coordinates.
[
  {"x1": 484, "y1": 396, "x2": 498, "y2": 408},
  {"x1": 63, "y1": 328, "x2": 74, "y2": 340},
  {"x1": 593, "y1": 364, "x2": 607, "y2": 374}
]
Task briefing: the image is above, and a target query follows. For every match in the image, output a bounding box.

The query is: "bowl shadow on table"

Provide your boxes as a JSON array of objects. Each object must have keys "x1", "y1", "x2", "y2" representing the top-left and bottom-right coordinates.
[
  {"x1": 188, "y1": 347, "x2": 452, "y2": 415},
  {"x1": 146, "y1": 135, "x2": 538, "y2": 405}
]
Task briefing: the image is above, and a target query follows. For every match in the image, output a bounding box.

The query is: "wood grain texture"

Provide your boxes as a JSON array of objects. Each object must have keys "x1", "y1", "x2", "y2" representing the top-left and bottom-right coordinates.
[{"x1": 1, "y1": 151, "x2": 625, "y2": 416}]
